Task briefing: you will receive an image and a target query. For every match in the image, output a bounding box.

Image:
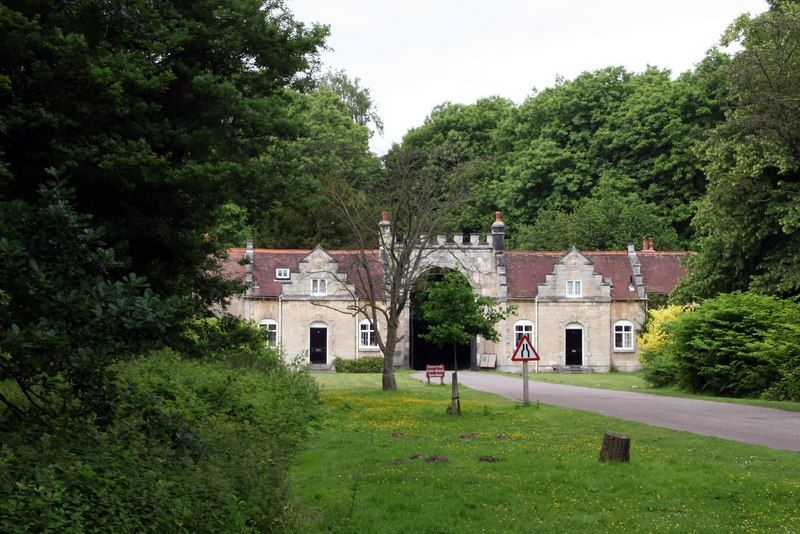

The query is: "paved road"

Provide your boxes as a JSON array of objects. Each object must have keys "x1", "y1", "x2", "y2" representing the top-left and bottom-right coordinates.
[{"x1": 413, "y1": 371, "x2": 800, "y2": 451}]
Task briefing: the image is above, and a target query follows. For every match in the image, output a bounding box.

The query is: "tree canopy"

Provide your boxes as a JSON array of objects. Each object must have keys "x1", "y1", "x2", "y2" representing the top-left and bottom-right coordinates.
[
  {"x1": 400, "y1": 65, "x2": 728, "y2": 251},
  {"x1": 675, "y1": 2, "x2": 800, "y2": 300},
  {"x1": 420, "y1": 271, "x2": 509, "y2": 348},
  {"x1": 0, "y1": 0, "x2": 328, "y2": 315}
]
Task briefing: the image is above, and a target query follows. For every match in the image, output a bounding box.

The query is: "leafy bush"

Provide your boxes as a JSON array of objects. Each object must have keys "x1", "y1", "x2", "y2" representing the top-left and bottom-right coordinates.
[
  {"x1": 642, "y1": 356, "x2": 679, "y2": 388},
  {"x1": 638, "y1": 304, "x2": 692, "y2": 366},
  {"x1": 642, "y1": 292, "x2": 800, "y2": 399},
  {"x1": 761, "y1": 324, "x2": 800, "y2": 401},
  {"x1": 0, "y1": 350, "x2": 319, "y2": 531},
  {"x1": 176, "y1": 316, "x2": 283, "y2": 373},
  {"x1": 333, "y1": 356, "x2": 384, "y2": 373},
  {"x1": 0, "y1": 182, "x2": 178, "y2": 420}
]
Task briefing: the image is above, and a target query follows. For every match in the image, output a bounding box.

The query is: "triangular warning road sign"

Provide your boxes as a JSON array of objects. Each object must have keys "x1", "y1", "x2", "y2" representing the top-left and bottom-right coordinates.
[{"x1": 511, "y1": 334, "x2": 540, "y2": 362}]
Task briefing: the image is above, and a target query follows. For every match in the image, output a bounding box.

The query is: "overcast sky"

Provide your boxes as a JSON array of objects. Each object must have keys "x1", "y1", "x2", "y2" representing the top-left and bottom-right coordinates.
[{"x1": 289, "y1": 1, "x2": 767, "y2": 154}]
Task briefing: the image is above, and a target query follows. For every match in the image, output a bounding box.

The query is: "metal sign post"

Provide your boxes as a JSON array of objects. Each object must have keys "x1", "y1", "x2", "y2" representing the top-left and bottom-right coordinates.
[{"x1": 511, "y1": 334, "x2": 540, "y2": 406}]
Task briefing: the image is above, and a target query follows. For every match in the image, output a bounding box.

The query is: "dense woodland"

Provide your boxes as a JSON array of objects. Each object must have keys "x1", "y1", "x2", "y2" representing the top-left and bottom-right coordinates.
[{"x1": 1, "y1": 0, "x2": 799, "y2": 529}]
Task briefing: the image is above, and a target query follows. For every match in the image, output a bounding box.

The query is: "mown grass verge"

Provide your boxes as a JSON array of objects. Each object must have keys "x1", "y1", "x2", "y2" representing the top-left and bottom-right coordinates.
[
  {"x1": 290, "y1": 372, "x2": 800, "y2": 532},
  {"x1": 511, "y1": 371, "x2": 800, "y2": 412}
]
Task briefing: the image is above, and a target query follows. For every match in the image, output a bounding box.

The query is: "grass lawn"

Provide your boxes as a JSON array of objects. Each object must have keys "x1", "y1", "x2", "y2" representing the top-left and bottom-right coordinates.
[
  {"x1": 512, "y1": 371, "x2": 800, "y2": 412},
  {"x1": 290, "y1": 372, "x2": 800, "y2": 532}
]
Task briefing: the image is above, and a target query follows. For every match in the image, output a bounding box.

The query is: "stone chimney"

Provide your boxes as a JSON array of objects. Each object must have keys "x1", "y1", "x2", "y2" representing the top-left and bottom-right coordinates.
[
  {"x1": 490, "y1": 211, "x2": 505, "y2": 251},
  {"x1": 378, "y1": 211, "x2": 391, "y2": 247},
  {"x1": 378, "y1": 211, "x2": 392, "y2": 266},
  {"x1": 245, "y1": 240, "x2": 254, "y2": 295},
  {"x1": 642, "y1": 236, "x2": 655, "y2": 252}
]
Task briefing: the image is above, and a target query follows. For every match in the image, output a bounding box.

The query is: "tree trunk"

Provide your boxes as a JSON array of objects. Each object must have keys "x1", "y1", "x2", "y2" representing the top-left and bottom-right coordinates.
[
  {"x1": 447, "y1": 342, "x2": 461, "y2": 415},
  {"x1": 599, "y1": 431, "x2": 630, "y2": 462},
  {"x1": 381, "y1": 336, "x2": 397, "y2": 391}
]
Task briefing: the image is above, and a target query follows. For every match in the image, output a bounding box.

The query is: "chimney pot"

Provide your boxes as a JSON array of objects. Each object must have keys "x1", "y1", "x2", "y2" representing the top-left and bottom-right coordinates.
[
  {"x1": 490, "y1": 211, "x2": 505, "y2": 251},
  {"x1": 381, "y1": 211, "x2": 389, "y2": 222},
  {"x1": 643, "y1": 236, "x2": 654, "y2": 252}
]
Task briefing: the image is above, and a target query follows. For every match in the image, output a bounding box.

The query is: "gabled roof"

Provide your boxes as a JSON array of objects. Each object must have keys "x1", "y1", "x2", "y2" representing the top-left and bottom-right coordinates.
[
  {"x1": 223, "y1": 246, "x2": 688, "y2": 301},
  {"x1": 505, "y1": 249, "x2": 688, "y2": 300},
  {"x1": 221, "y1": 248, "x2": 384, "y2": 298}
]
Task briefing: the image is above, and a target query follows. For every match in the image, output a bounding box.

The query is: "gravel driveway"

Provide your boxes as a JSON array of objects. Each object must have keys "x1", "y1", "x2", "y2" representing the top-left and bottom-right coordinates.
[{"x1": 412, "y1": 371, "x2": 800, "y2": 451}]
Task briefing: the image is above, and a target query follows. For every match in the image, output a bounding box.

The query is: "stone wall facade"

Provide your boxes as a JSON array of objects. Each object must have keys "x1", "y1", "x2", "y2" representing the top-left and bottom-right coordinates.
[{"x1": 223, "y1": 215, "x2": 687, "y2": 372}]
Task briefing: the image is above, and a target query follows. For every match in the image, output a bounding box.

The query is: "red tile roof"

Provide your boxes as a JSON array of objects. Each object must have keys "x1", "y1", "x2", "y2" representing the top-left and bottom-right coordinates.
[
  {"x1": 221, "y1": 248, "x2": 384, "y2": 298},
  {"x1": 504, "y1": 251, "x2": 562, "y2": 298},
  {"x1": 223, "y1": 247, "x2": 689, "y2": 300},
  {"x1": 505, "y1": 250, "x2": 689, "y2": 299},
  {"x1": 638, "y1": 252, "x2": 688, "y2": 295},
  {"x1": 584, "y1": 252, "x2": 638, "y2": 299}
]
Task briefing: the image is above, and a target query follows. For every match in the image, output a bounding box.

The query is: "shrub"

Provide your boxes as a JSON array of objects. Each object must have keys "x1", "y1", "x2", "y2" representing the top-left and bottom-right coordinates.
[
  {"x1": 0, "y1": 350, "x2": 319, "y2": 531},
  {"x1": 651, "y1": 292, "x2": 800, "y2": 398},
  {"x1": 642, "y1": 356, "x2": 679, "y2": 388},
  {"x1": 0, "y1": 182, "x2": 178, "y2": 420},
  {"x1": 333, "y1": 356, "x2": 384, "y2": 373},
  {"x1": 761, "y1": 323, "x2": 800, "y2": 401},
  {"x1": 638, "y1": 304, "x2": 692, "y2": 367}
]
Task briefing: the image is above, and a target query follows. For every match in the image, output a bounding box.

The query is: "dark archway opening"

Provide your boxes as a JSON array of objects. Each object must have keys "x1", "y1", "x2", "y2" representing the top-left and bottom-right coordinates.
[{"x1": 409, "y1": 268, "x2": 473, "y2": 370}]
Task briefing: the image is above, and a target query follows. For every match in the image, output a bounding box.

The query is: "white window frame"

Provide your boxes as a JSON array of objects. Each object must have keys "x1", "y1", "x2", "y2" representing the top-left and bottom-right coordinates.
[
  {"x1": 566, "y1": 280, "x2": 582, "y2": 297},
  {"x1": 359, "y1": 319, "x2": 378, "y2": 349},
  {"x1": 275, "y1": 268, "x2": 290, "y2": 280},
  {"x1": 311, "y1": 278, "x2": 327, "y2": 296},
  {"x1": 258, "y1": 319, "x2": 278, "y2": 347},
  {"x1": 514, "y1": 320, "x2": 534, "y2": 347},
  {"x1": 614, "y1": 320, "x2": 634, "y2": 351}
]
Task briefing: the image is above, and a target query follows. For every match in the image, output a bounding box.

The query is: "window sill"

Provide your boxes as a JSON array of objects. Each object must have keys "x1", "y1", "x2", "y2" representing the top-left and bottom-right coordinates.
[
  {"x1": 613, "y1": 348, "x2": 635, "y2": 353},
  {"x1": 359, "y1": 346, "x2": 380, "y2": 352}
]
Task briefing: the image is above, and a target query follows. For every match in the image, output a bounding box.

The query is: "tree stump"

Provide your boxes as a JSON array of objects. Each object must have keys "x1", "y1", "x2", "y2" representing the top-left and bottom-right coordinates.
[{"x1": 599, "y1": 431, "x2": 630, "y2": 462}]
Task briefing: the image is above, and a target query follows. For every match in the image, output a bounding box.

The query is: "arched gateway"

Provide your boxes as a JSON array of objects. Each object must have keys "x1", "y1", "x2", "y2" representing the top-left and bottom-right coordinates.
[{"x1": 223, "y1": 212, "x2": 689, "y2": 373}]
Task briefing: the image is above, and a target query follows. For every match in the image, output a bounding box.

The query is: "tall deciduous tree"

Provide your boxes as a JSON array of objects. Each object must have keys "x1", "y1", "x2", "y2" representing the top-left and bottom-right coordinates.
[
  {"x1": 402, "y1": 97, "x2": 516, "y2": 233},
  {"x1": 420, "y1": 272, "x2": 510, "y2": 415},
  {"x1": 322, "y1": 69, "x2": 384, "y2": 137},
  {"x1": 521, "y1": 178, "x2": 681, "y2": 251},
  {"x1": 676, "y1": 2, "x2": 800, "y2": 300},
  {"x1": 216, "y1": 86, "x2": 381, "y2": 249},
  {"x1": 324, "y1": 148, "x2": 477, "y2": 391},
  {"x1": 0, "y1": 0, "x2": 327, "y2": 316}
]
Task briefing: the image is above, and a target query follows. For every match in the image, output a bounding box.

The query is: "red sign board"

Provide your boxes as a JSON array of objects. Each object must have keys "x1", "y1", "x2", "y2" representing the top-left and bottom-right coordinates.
[
  {"x1": 511, "y1": 334, "x2": 540, "y2": 362},
  {"x1": 425, "y1": 364, "x2": 446, "y2": 378}
]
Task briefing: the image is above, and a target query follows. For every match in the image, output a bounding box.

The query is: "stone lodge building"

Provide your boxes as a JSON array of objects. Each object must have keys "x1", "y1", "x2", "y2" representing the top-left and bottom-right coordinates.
[{"x1": 222, "y1": 213, "x2": 687, "y2": 372}]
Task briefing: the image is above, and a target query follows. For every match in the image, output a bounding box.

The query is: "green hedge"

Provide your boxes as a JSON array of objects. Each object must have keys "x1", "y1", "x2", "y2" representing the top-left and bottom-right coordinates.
[
  {"x1": 0, "y1": 349, "x2": 319, "y2": 531},
  {"x1": 642, "y1": 292, "x2": 800, "y2": 400},
  {"x1": 333, "y1": 356, "x2": 384, "y2": 373}
]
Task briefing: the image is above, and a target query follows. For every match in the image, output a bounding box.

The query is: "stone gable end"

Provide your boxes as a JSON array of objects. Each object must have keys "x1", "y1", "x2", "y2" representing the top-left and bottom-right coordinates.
[{"x1": 537, "y1": 249, "x2": 612, "y2": 301}]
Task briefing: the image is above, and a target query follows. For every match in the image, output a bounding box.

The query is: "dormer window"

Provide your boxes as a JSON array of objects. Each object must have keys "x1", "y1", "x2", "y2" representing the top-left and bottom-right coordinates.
[
  {"x1": 275, "y1": 268, "x2": 290, "y2": 280},
  {"x1": 566, "y1": 280, "x2": 582, "y2": 297},
  {"x1": 311, "y1": 278, "x2": 327, "y2": 296}
]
